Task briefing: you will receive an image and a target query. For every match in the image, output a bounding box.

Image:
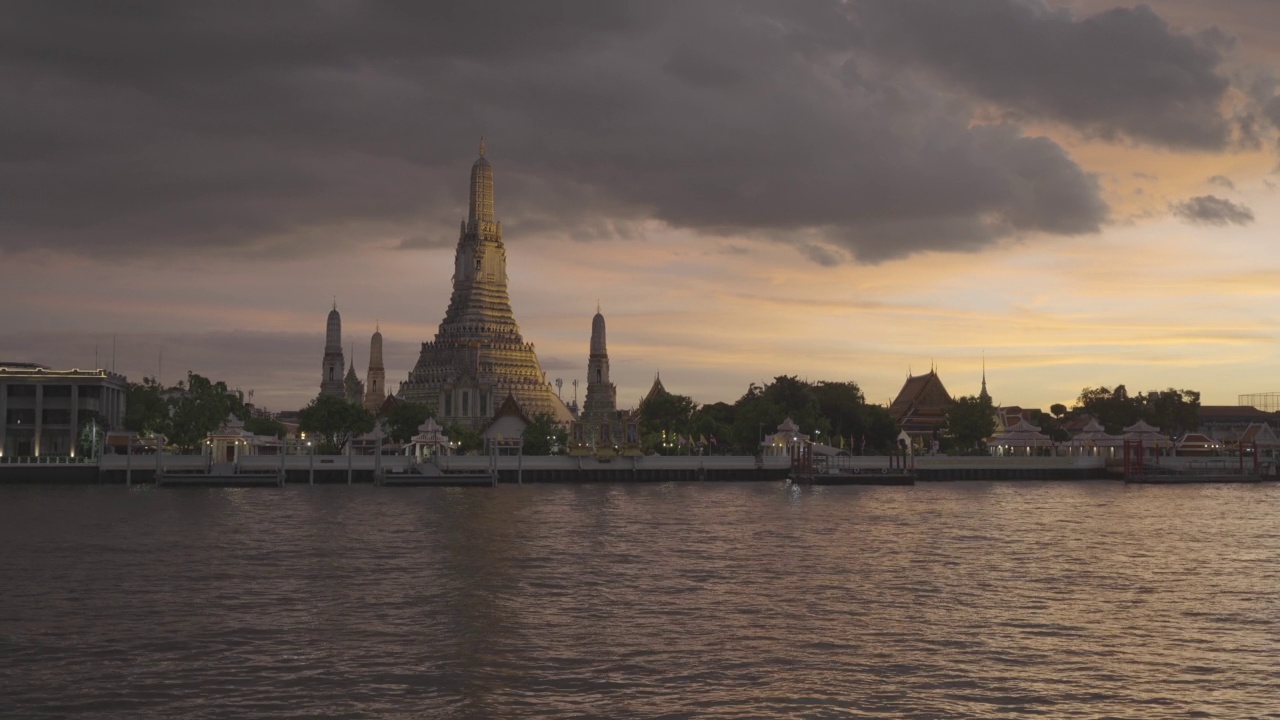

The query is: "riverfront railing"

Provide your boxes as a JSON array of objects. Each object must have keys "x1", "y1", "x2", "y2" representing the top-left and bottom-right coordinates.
[{"x1": 0, "y1": 456, "x2": 97, "y2": 465}]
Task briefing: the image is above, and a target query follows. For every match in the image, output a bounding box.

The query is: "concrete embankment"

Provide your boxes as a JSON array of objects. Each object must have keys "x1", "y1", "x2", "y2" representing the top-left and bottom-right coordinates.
[
  {"x1": 0, "y1": 455, "x2": 794, "y2": 485},
  {"x1": 830, "y1": 456, "x2": 1109, "y2": 481}
]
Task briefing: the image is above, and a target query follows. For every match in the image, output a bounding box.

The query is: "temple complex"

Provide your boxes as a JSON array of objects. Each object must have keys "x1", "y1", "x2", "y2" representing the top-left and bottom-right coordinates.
[
  {"x1": 399, "y1": 141, "x2": 573, "y2": 429},
  {"x1": 363, "y1": 325, "x2": 386, "y2": 414},
  {"x1": 319, "y1": 303, "x2": 345, "y2": 399}
]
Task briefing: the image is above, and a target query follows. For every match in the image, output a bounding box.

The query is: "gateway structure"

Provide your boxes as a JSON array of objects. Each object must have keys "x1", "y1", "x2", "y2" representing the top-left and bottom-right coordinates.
[{"x1": 399, "y1": 142, "x2": 572, "y2": 429}]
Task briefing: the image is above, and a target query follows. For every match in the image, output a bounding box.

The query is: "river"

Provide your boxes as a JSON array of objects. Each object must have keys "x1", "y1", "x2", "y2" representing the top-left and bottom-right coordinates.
[{"x1": 1, "y1": 481, "x2": 1277, "y2": 718}]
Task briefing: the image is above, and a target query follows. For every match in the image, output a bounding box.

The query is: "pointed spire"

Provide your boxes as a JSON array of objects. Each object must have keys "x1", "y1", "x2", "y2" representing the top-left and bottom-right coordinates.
[
  {"x1": 980, "y1": 351, "x2": 991, "y2": 403},
  {"x1": 468, "y1": 138, "x2": 495, "y2": 225}
]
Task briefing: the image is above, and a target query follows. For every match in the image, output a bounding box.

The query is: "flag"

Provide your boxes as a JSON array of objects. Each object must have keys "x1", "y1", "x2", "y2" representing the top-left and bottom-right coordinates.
[
  {"x1": 710, "y1": 434, "x2": 717, "y2": 446},
  {"x1": 699, "y1": 434, "x2": 707, "y2": 445},
  {"x1": 678, "y1": 434, "x2": 687, "y2": 445},
  {"x1": 838, "y1": 435, "x2": 845, "y2": 449}
]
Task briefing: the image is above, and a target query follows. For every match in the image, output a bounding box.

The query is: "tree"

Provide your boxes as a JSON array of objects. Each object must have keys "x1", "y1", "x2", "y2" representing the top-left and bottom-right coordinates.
[
  {"x1": 77, "y1": 411, "x2": 105, "y2": 458},
  {"x1": 859, "y1": 404, "x2": 899, "y2": 454},
  {"x1": 813, "y1": 381, "x2": 867, "y2": 443},
  {"x1": 443, "y1": 423, "x2": 483, "y2": 454},
  {"x1": 761, "y1": 375, "x2": 828, "y2": 437},
  {"x1": 1076, "y1": 385, "x2": 1141, "y2": 434},
  {"x1": 729, "y1": 384, "x2": 781, "y2": 453},
  {"x1": 522, "y1": 413, "x2": 567, "y2": 455},
  {"x1": 1075, "y1": 384, "x2": 1200, "y2": 436},
  {"x1": 692, "y1": 401, "x2": 735, "y2": 453},
  {"x1": 298, "y1": 395, "x2": 374, "y2": 453},
  {"x1": 638, "y1": 390, "x2": 697, "y2": 446},
  {"x1": 1050, "y1": 403, "x2": 1068, "y2": 418},
  {"x1": 123, "y1": 376, "x2": 169, "y2": 435},
  {"x1": 944, "y1": 395, "x2": 996, "y2": 454},
  {"x1": 1140, "y1": 388, "x2": 1200, "y2": 436},
  {"x1": 167, "y1": 372, "x2": 247, "y2": 451},
  {"x1": 385, "y1": 401, "x2": 433, "y2": 444},
  {"x1": 244, "y1": 415, "x2": 286, "y2": 438}
]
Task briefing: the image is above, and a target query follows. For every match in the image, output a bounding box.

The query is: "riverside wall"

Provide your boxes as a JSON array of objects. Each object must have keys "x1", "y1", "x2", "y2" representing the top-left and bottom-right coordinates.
[{"x1": 9, "y1": 454, "x2": 1244, "y2": 485}]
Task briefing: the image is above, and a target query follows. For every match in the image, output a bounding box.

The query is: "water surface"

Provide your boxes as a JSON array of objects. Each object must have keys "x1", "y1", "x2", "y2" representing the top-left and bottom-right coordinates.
[{"x1": 2, "y1": 481, "x2": 1278, "y2": 718}]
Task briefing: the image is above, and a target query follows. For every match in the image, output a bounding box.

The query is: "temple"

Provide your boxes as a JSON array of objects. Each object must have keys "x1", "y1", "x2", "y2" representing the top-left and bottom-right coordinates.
[
  {"x1": 363, "y1": 325, "x2": 386, "y2": 413},
  {"x1": 399, "y1": 141, "x2": 573, "y2": 428},
  {"x1": 889, "y1": 368, "x2": 954, "y2": 448},
  {"x1": 569, "y1": 308, "x2": 639, "y2": 455},
  {"x1": 581, "y1": 308, "x2": 617, "y2": 423},
  {"x1": 319, "y1": 303, "x2": 345, "y2": 399}
]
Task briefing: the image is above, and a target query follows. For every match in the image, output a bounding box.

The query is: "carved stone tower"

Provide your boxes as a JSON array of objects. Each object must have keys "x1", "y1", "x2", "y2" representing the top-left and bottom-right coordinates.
[
  {"x1": 399, "y1": 140, "x2": 572, "y2": 428},
  {"x1": 364, "y1": 324, "x2": 386, "y2": 413},
  {"x1": 581, "y1": 308, "x2": 617, "y2": 422},
  {"x1": 320, "y1": 302, "x2": 345, "y2": 399}
]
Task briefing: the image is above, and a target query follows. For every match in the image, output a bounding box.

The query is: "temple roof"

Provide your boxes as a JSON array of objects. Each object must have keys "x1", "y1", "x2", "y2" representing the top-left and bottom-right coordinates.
[{"x1": 889, "y1": 370, "x2": 953, "y2": 422}]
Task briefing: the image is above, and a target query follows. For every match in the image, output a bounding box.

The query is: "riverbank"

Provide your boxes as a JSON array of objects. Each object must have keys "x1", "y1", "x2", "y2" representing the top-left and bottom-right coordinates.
[{"x1": 2, "y1": 453, "x2": 1273, "y2": 485}]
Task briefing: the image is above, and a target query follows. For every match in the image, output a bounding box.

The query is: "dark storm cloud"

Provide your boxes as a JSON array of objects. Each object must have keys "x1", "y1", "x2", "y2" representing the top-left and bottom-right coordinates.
[
  {"x1": 855, "y1": 0, "x2": 1236, "y2": 149},
  {"x1": 5, "y1": 0, "x2": 1255, "y2": 265},
  {"x1": 1171, "y1": 195, "x2": 1255, "y2": 226},
  {"x1": 1208, "y1": 175, "x2": 1235, "y2": 189}
]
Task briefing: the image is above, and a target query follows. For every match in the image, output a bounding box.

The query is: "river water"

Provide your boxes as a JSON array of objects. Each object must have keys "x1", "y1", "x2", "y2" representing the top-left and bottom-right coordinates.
[{"x1": 1, "y1": 481, "x2": 1277, "y2": 719}]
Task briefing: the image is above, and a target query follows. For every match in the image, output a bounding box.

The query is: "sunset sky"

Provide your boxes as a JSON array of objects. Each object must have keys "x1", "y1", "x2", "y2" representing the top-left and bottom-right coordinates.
[{"x1": 4, "y1": 1, "x2": 1280, "y2": 414}]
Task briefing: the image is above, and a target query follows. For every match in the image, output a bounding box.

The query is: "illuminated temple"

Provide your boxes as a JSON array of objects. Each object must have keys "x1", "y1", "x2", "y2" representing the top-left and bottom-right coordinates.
[{"x1": 399, "y1": 142, "x2": 573, "y2": 429}]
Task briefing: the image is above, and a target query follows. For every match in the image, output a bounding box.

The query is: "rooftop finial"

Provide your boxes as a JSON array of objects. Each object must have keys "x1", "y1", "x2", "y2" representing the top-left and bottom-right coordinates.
[
  {"x1": 596, "y1": 299, "x2": 601, "y2": 314},
  {"x1": 332, "y1": 297, "x2": 336, "y2": 311},
  {"x1": 478, "y1": 136, "x2": 486, "y2": 157}
]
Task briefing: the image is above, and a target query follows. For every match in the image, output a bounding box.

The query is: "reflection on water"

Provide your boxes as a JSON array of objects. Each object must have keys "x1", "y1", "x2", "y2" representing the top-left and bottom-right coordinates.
[{"x1": 1, "y1": 482, "x2": 1278, "y2": 718}]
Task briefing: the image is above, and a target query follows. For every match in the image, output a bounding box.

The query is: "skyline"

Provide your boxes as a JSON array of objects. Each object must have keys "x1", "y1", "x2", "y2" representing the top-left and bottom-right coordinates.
[{"x1": 4, "y1": 1, "x2": 1280, "y2": 413}]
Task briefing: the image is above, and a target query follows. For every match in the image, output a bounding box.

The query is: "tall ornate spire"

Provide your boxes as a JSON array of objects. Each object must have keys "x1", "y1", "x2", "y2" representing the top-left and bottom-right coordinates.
[
  {"x1": 320, "y1": 303, "x2": 345, "y2": 398},
  {"x1": 583, "y1": 308, "x2": 616, "y2": 424},
  {"x1": 400, "y1": 141, "x2": 571, "y2": 429},
  {"x1": 979, "y1": 353, "x2": 991, "y2": 403},
  {"x1": 468, "y1": 138, "x2": 495, "y2": 227},
  {"x1": 365, "y1": 323, "x2": 386, "y2": 413}
]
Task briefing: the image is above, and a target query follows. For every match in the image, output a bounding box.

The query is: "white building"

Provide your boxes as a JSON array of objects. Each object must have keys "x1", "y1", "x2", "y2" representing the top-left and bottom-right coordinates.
[{"x1": 0, "y1": 362, "x2": 128, "y2": 458}]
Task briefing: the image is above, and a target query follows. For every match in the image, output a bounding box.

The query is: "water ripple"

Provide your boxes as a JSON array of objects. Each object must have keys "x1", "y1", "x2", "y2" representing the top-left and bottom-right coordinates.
[{"x1": 1, "y1": 481, "x2": 1278, "y2": 718}]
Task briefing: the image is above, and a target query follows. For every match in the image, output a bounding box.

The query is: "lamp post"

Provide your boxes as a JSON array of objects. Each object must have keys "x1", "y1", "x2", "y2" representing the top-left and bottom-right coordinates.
[{"x1": 307, "y1": 441, "x2": 314, "y2": 485}]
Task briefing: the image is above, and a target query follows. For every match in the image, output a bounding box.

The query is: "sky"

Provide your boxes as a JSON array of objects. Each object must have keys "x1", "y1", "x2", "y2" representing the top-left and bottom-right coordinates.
[{"x1": 4, "y1": 0, "x2": 1280, "y2": 414}]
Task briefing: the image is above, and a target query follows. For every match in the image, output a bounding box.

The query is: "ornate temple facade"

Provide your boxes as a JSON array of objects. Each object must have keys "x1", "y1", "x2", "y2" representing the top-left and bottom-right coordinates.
[
  {"x1": 319, "y1": 303, "x2": 345, "y2": 399},
  {"x1": 889, "y1": 368, "x2": 954, "y2": 448},
  {"x1": 399, "y1": 142, "x2": 573, "y2": 429},
  {"x1": 363, "y1": 326, "x2": 386, "y2": 414}
]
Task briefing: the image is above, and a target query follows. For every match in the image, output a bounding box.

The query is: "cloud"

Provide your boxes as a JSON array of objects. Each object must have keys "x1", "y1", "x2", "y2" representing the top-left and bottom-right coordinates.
[
  {"x1": 855, "y1": 0, "x2": 1237, "y2": 149},
  {"x1": 395, "y1": 235, "x2": 455, "y2": 251},
  {"x1": 1207, "y1": 175, "x2": 1236, "y2": 189},
  {"x1": 22, "y1": 0, "x2": 1260, "y2": 266},
  {"x1": 1171, "y1": 195, "x2": 1255, "y2": 226}
]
